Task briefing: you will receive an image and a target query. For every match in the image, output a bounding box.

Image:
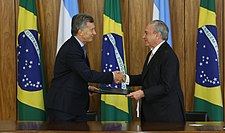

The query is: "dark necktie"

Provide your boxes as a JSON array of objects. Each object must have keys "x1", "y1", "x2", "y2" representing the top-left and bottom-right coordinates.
[
  {"x1": 147, "y1": 51, "x2": 153, "y2": 64},
  {"x1": 82, "y1": 46, "x2": 86, "y2": 58},
  {"x1": 143, "y1": 51, "x2": 152, "y2": 72}
]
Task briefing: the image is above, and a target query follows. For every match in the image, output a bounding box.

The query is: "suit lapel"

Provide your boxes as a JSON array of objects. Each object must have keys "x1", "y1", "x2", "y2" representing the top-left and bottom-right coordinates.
[
  {"x1": 142, "y1": 58, "x2": 153, "y2": 80},
  {"x1": 72, "y1": 36, "x2": 90, "y2": 66},
  {"x1": 142, "y1": 42, "x2": 168, "y2": 79},
  {"x1": 86, "y1": 55, "x2": 90, "y2": 67},
  {"x1": 142, "y1": 51, "x2": 151, "y2": 77}
]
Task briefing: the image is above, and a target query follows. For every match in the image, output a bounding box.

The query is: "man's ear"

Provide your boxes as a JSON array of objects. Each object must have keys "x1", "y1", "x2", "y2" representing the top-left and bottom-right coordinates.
[
  {"x1": 156, "y1": 32, "x2": 161, "y2": 39},
  {"x1": 77, "y1": 29, "x2": 83, "y2": 36}
]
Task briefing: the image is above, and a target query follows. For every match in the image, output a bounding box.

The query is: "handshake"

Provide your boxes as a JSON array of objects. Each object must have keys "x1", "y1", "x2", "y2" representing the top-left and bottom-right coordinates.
[{"x1": 113, "y1": 70, "x2": 126, "y2": 84}]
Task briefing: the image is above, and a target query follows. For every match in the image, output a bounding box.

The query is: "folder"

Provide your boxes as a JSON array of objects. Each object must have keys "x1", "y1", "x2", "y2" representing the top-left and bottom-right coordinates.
[{"x1": 91, "y1": 86, "x2": 132, "y2": 95}]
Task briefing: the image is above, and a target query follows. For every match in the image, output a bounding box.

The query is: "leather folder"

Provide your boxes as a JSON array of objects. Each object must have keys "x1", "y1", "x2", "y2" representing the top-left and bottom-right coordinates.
[{"x1": 91, "y1": 86, "x2": 132, "y2": 95}]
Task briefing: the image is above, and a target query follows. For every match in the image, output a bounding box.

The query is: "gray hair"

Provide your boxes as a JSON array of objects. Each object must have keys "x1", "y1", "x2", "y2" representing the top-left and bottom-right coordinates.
[
  {"x1": 150, "y1": 20, "x2": 169, "y2": 40},
  {"x1": 71, "y1": 13, "x2": 94, "y2": 36}
]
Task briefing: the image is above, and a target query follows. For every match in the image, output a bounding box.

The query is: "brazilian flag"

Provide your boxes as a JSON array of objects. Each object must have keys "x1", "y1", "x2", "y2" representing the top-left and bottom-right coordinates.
[
  {"x1": 194, "y1": 0, "x2": 223, "y2": 121},
  {"x1": 17, "y1": 0, "x2": 46, "y2": 121},
  {"x1": 101, "y1": 0, "x2": 132, "y2": 121}
]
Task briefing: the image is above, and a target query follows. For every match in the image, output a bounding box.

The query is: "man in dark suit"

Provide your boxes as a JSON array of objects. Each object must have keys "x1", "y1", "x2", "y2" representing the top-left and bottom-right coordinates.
[
  {"x1": 46, "y1": 13, "x2": 123, "y2": 121},
  {"x1": 126, "y1": 20, "x2": 185, "y2": 123}
]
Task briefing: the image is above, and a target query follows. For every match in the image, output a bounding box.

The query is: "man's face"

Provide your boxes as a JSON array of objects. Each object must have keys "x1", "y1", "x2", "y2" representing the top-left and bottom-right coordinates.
[
  {"x1": 143, "y1": 24, "x2": 157, "y2": 48},
  {"x1": 79, "y1": 22, "x2": 96, "y2": 43}
]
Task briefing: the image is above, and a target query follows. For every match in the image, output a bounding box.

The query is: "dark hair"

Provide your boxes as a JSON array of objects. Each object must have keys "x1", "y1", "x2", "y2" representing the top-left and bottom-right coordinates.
[
  {"x1": 71, "y1": 13, "x2": 94, "y2": 36},
  {"x1": 150, "y1": 20, "x2": 169, "y2": 40}
]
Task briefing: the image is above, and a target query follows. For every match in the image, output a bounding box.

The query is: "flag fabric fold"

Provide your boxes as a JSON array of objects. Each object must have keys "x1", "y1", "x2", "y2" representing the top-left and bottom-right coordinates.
[
  {"x1": 194, "y1": 0, "x2": 223, "y2": 121},
  {"x1": 153, "y1": 0, "x2": 172, "y2": 47},
  {"x1": 101, "y1": 0, "x2": 132, "y2": 121},
  {"x1": 56, "y1": 0, "x2": 79, "y2": 54},
  {"x1": 17, "y1": 0, "x2": 46, "y2": 121}
]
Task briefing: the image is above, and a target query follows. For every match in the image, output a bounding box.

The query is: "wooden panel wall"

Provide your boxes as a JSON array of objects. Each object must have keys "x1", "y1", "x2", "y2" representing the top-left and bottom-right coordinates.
[
  {"x1": 0, "y1": 0, "x2": 17, "y2": 120},
  {"x1": 37, "y1": 0, "x2": 60, "y2": 93},
  {"x1": 0, "y1": 0, "x2": 224, "y2": 120}
]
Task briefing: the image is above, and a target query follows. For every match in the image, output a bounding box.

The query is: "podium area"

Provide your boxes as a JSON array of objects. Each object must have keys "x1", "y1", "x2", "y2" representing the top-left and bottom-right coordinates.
[{"x1": 0, "y1": 121, "x2": 225, "y2": 132}]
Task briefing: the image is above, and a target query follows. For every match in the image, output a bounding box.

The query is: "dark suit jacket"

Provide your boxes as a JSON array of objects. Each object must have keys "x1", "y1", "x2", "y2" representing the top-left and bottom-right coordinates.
[
  {"x1": 46, "y1": 36, "x2": 113, "y2": 117},
  {"x1": 129, "y1": 42, "x2": 185, "y2": 122}
]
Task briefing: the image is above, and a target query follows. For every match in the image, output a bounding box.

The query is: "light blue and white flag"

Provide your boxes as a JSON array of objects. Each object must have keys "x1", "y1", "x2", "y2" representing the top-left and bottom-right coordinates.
[
  {"x1": 56, "y1": 0, "x2": 79, "y2": 54},
  {"x1": 153, "y1": 0, "x2": 172, "y2": 47}
]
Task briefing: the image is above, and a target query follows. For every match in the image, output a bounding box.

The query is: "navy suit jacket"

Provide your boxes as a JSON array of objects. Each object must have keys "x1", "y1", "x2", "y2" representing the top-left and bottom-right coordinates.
[
  {"x1": 129, "y1": 42, "x2": 185, "y2": 122},
  {"x1": 46, "y1": 36, "x2": 113, "y2": 116}
]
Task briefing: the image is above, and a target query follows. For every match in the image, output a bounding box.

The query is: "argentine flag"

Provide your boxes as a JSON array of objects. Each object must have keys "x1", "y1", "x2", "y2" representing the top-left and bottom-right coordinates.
[
  {"x1": 56, "y1": 0, "x2": 79, "y2": 54},
  {"x1": 153, "y1": 0, "x2": 172, "y2": 47}
]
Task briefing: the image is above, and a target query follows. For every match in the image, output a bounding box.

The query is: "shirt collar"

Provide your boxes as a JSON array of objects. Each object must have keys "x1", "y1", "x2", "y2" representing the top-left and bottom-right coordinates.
[
  {"x1": 151, "y1": 40, "x2": 165, "y2": 55},
  {"x1": 74, "y1": 36, "x2": 85, "y2": 47}
]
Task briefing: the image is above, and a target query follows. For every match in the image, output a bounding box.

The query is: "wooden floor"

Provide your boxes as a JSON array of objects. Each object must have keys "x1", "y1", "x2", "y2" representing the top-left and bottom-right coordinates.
[{"x1": 0, "y1": 120, "x2": 225, "y2": 132}]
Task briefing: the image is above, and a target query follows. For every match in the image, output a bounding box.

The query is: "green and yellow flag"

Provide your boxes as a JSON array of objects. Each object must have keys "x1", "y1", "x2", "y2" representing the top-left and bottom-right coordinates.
[
  {"x1": 101, "y1": 0, "x2": 132, "y2": 121},
  {"x1": 17, "y1": 0, "x2": 46, "y2": 121},
  {"x1": 194, "y1": 0, "x2": 223, "y2": 121}
]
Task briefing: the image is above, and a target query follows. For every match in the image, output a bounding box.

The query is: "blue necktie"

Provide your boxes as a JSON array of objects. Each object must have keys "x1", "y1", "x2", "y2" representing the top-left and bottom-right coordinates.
[{"x1": 82, "y1": 46, "x2": 86, "y2": 58}]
